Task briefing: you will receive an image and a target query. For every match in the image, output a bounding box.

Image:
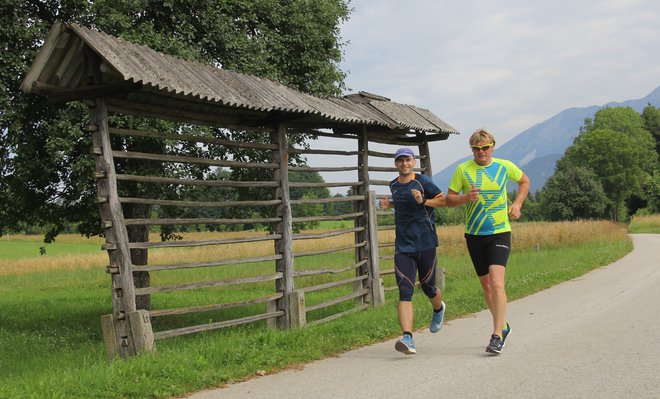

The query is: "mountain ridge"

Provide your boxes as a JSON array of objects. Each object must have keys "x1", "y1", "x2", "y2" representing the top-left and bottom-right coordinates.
[{"x1": 432, "y1": 85, "x2": 660, "y2": 193}]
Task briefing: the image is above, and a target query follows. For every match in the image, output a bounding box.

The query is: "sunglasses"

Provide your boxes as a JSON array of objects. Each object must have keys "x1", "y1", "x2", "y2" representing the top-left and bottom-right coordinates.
[{"x1": 471, "y1": 143, "x2": 494, "y2": 151}]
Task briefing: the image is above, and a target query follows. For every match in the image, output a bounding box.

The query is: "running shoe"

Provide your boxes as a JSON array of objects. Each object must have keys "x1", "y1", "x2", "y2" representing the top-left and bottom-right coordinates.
[
  {"x1": 395, "y1": 334, "x2": 417, "y2": 355},
  {"x1": 430, "y1": 301, "x2": 446, "y2": 333},
  {"x1": 501, "y1": 322, "x2": 511, "y2": 347},
  {"x1": 486, "y1": 334, "x2": 504, "y2": 354}
]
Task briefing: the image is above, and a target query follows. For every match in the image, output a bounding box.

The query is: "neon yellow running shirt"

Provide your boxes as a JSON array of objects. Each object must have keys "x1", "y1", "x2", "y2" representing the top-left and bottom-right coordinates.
[{"x1": 449, "y1": 157, "x2": 523, "y2": 235}]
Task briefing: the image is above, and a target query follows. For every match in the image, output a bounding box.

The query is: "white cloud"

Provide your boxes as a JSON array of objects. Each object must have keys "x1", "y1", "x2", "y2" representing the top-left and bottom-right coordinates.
[{"x1": 332, "y1": 0, "x2": 660, "y2": 177}]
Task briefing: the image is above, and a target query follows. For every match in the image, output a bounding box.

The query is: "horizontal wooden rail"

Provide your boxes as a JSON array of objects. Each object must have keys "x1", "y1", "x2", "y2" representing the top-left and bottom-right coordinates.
[
  {"x1": 115, "y1": 234, "x2": 280, "y2": 250},
  {"x1": 297, "y1": 275, "x2": 368, "y2": 294},
  {"x1": 153, "y1": 311, "x2": 284, "y2": 340},
  {"x1": 367, "y1": 150, "x2": 428, "y2": 159},
  {"x1": 113, "y1": 150, "x2": 278, "y2": 169},
  {"x1": 289, "y1": 165, "x2": 360, "y2": 172},
  {"x1": 289, "y1": 181, "x2": 362, "y2": 188},
  {"x1": 306, "y1": 304, "x2": 369, "y2": 327},
  {"x1": 293, "y1": 259, "x2": 367, "y2": 278},
  {"x1": 119, "y1": 196, "x2": 281, "y2": 208},
  {"x1": 292, "y1": 227, "x2": 365, "y2": 240},
  {"x1": 290, "y1": 195, "x2": 364, "y2": 205},
  {"x1": 369, "y1": 179, "x2": 391, "y2": 186},
  {"x1": 305, "y1": 288, "x2": 370, "y2": 312},
  {"x1": 289, "y1": 148, "x2": 360, "y2": 156},
  {"x1": 292, "y1": 212, "x2": 363, "y2": 223},
  {"x1": 148, "y1": 293, "x2": 283, "y2": 317},
  {"x1": 135, "y1": 273, "x2": 283, "y2": 295},
  {"x1": 367, "y1": 166, "x2": 426, "y2": 173},
  {"x1": 109, "y1": 127, "x2": 278, "y2": 150},
  {"x1": 132, "y1": 254, "x2": 282, "y2": 272},
  {"x1": 124, "y1": 217, "x2": 280, "y2": 226},
  {"x1": 116, "y1": 174, "x2": 279, "y2": 188},
  {"x1": 295, "y1": 241, "x2": 366, "y2": 258}
]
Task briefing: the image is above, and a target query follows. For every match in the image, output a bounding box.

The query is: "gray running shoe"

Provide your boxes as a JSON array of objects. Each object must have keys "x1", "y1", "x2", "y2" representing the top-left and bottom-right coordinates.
[{"x1": 486, "y1": 334, "x2": 504, "y2": 354}]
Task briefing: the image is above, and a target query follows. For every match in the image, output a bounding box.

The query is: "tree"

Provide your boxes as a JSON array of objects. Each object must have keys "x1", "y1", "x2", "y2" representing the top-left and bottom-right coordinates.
[
  {"x1": 541, "y1": 166, "x2": 609, "y2": 221},
  {"x1": 641, "y1": 105, "x2": 660, "y2": 157},
  {"x1": 554, "y1": 107, "x2": 657, "y2": 221},
  {"x1": 1, "y1": 0, "x2": 350, "y2": 239},
  {"x1": 1, "y1": 0, "x2": 351, "y2": 308}
]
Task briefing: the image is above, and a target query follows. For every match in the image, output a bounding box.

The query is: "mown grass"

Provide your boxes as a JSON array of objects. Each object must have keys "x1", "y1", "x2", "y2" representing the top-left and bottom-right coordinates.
[{"x1": 0, "y1": 220, "x2": 636, "y2": 399}]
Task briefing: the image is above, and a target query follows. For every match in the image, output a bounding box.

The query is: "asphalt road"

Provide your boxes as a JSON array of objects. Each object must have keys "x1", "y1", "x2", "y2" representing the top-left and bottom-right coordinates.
[{"x1": 186, "y1": 234, "x2": 660, "y2": 399}]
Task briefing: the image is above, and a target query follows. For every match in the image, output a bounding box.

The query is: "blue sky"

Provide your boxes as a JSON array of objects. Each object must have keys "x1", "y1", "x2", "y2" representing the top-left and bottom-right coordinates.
[{"x1": 332, "y1": 0, "x2": 660, "y2": 177}]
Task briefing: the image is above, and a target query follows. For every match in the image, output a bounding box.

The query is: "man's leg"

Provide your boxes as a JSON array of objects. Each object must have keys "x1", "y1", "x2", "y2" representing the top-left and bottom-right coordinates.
[
  {"x1": 488, "y1": 264, "x2": 507, "y2": 336},
  {"x1": 397, "y1": 300, "x2": 414, "y2": 332}
]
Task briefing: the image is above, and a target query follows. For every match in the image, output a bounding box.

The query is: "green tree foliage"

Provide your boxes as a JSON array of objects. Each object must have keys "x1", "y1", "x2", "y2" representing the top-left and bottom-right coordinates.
[
  {"x1": 541, "y1": 166, "x2": 609, "y2": 221},
  {"x1": 1, "y1": 0, "x2": 350, "y2": 240},
  {"x1": 641, "y1": 105, "x2": 660, "y2": 157},
  {"x1": 548, "y1": 107, "x2": 658, "y2": 221}
]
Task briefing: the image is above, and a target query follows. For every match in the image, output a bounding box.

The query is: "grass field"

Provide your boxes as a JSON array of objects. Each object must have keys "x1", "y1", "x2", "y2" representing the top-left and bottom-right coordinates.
[{"x1": 0, "y1": 217, "x2": 650, "y2": 398}]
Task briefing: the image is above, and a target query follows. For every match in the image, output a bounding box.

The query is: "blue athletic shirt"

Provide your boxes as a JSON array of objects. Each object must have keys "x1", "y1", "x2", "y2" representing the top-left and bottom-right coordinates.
[{"x1": 389, "y1": 173, "x2": 443, "y2": 253}]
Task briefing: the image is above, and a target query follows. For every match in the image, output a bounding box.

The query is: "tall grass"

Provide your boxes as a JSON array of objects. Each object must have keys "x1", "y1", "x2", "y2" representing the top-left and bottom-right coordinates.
[
  {"x1": 0, "y1": 220, "x2": 633, "y2": 399},
  {"x1": 628, "y1": 213, "x2": 660, "y2": 233}
]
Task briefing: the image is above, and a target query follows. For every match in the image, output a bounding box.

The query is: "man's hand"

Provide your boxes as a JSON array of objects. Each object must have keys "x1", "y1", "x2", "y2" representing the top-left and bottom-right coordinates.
[
  {"x1": 466, "y1": 184, "x2": 480, "y2": 202},
  {"x1": 379, "y1": 197, "x2": 391, "y2": 209},
  {"x1": 410, "y1": 189, "x2": 425, "y2": 204}
]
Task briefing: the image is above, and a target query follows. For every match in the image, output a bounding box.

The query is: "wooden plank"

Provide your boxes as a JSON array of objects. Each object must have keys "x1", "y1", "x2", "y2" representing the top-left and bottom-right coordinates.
[
  {"x1": 305, "y1": 288, "x2": 370, "y2": 312},
  {"x1": 117, "y1": 174, "x2": 279, "y2": 188},
  {"x1": 113, "y1": 150, "x2": 278, "y2": 169},
  {"x1": 288, "y1": 165, "x2": 360, "y2": 172},
  {"x1": 292, "y1": 227, "x2": 365, "y2": 240},
  {"x1": 119, "y1": 196, "x2": 281, "y2": 208},
  {"x1": 148, "y1": 293, "x2": 283, "y2": 317},
  {"x1": 124, "y1": 216, "x2": 280, "y2": 226},
  {"x1": 289, "y1": 181, "x2": 361, "y2": 188},
  {"x1": 289, "y1": 148, "x2": 360, "y2": 156},
  {"x1": 297, "y1": 275, "x2": 368, "y2": 294},
  {"x1": 305, "y1": 304, "x2": 369, "y2": 327},
  {"x1": 290, "y1": 195, "x2": 364, "y2": 205},
  {"x1": 123, "y1": 234, "x2": 280, "y2": 250},
  {"x1": 132, "y1": 254, "x2": 282, "y2": 272},
  {"x1": 109, "y1": 127, "x2": 278, "y2": 150},
  {"x1": 292, "y1": 211, "x2": 363, "y2": 223},
  {"x1": 153, "y1": 311, "x2": 285, "y2": 340},
  {"x1": 293, "y1": 259, "x2": 367, "y2": 277},
  {"x1": 135, "y1": 272, "x2": 284, "y2": 295},
  {"x1": 295, "y1": 242, "x2": 366, "y2": 258}
]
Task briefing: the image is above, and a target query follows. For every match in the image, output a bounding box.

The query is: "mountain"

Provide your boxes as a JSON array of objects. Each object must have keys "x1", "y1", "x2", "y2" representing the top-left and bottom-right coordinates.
[{"x1": 433, "y1": 85, "x2": 660, "y2": 193}]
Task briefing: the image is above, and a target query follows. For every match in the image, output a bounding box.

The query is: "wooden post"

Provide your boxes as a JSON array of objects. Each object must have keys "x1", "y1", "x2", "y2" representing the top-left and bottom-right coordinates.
[
  {"x1": 366, "y1": 190, "x2": 385, "y2": 306},
  {"x1": 272, "y1": 124, "x2": 294, "y2": 329},
  {"x1": 89, "y1": 99, "x2": 141, "y2": 358},
  {"x1": 127, "y1": 310, "x2": 155, "y2": 355},
  {"x1": 289, "y1": 291, "x2": 306, "y2": 329},
  {"x1": 417, "y1": 133, "x2": 432, "y2": 177},
  {"x1": 353, "y1": 128, "x2": 371, "y2": 305}
]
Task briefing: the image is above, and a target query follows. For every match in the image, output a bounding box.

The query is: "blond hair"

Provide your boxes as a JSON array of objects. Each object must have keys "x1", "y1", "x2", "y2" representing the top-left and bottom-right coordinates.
[{"x1": 469, "y1": 128, "x2": 496, "y2": 146}]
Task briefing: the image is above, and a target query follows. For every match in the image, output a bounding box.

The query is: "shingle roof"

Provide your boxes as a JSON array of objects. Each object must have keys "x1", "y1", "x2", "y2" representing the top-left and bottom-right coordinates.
[{"x1": 21, "y1": 21, "x2": 459, "y2": 138}]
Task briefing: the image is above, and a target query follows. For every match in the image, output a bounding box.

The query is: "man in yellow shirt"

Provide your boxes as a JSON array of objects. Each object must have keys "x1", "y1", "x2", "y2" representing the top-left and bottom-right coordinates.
[{"x1": 445, "y1": 129, "x2": 530, "y2": 354}]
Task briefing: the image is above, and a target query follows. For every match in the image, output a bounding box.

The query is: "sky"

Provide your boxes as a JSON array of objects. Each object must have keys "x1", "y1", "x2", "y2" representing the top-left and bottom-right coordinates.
[{"x1": 315, "y1": 0, "x2": 660, "y2": 188}]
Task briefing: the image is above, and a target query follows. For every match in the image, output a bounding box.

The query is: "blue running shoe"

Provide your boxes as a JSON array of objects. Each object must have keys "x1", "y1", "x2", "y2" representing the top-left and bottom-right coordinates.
[
  {"x1": 430, "y1": 301, "x2": 446, "y2": 333},
  {"x1": 395, "y1": 334, "x2": 416, "y2": 354}
]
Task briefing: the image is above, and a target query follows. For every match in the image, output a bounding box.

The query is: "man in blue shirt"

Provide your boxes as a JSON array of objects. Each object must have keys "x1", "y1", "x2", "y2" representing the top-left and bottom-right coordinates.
[{"x1": 379, "y1": 147, "x2": 447, "y2": 354}]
